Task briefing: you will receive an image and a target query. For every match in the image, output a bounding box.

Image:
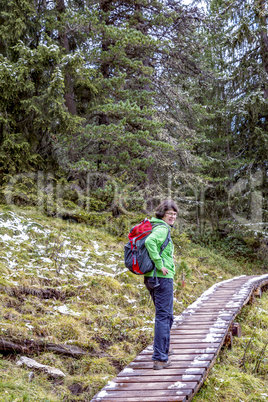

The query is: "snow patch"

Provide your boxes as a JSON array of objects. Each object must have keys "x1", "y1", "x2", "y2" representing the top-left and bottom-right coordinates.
[
  {"x1": 203, "y1": 333, "x2": 221, "y2": 342},
  {"x1": 96, "y1": 390, "x2": 108, "y2": 398},
  {"x1": 122, "y1": 367, "x2": 134, "y2": 373},
  {"x1": 106, "y1": 381, "x2": 117, "y2": 389},
  {"x1": 168, "y1": 381, "x2": 187, "y2": 389},
  {"x1": 182, "y1": 375, "x2": 196, "y2": 381},
  {"x1": 53, "y1": 305, "x2": 81, "y2": 316}
]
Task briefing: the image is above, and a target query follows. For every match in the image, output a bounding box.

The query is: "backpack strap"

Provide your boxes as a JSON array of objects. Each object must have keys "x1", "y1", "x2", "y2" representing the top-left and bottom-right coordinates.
[
  {"x1": 151, "y1": 223, "x2": 171, "y2": 256},
  {"x1": 151, "y1": 223, "x2": 171, "y2": 278},
  {"x1": 159, "y1": 228, "x2": 171, "y2": 256}
]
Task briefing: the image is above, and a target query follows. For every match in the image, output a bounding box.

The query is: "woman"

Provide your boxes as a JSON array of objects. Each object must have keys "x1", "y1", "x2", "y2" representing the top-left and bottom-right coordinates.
[{"x1": 144, "y1": 199, "x2": 177, "y2": 370}]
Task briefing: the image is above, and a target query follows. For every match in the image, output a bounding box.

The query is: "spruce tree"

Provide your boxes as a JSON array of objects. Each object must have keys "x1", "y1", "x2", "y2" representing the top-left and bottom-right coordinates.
[
  {"x1": 195, "y1": 0, "x2": 268, "y2": 233},
  {"x1": 0, "y1": 0, "x2": 209, "y2": 214},
  {"x1": 0, "y1": 0, "x2": 86, "y2": 180}
]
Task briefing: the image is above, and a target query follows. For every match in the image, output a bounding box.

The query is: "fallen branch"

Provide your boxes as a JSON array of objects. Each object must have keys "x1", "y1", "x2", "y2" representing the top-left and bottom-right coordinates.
[
  {"x1": 0, "y1": 338, "x2": 86, "y2": 357},
  {"x1": 0, "y1": 285, "x2": 75, "y2": 301},
  {"x1": 0, "y1": 339, "x2": 28, "y2": 354}
]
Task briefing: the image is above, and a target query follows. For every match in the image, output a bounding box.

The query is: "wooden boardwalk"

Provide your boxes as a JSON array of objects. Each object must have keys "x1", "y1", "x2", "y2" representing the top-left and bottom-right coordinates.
[{"x1": 91, "y1": 274, "x2": 268, "y2": 402}]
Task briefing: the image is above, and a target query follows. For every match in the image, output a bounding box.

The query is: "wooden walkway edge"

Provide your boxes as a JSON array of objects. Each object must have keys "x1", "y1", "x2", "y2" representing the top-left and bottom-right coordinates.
[{"x1": 91, "y1": 274, "x2": 268, "y2": 402}]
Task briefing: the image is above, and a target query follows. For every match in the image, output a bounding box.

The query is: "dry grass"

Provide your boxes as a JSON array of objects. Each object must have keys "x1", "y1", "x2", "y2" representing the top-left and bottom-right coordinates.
[{"x1": 0, "y1": 204, "x2": 266, "y2": 401}]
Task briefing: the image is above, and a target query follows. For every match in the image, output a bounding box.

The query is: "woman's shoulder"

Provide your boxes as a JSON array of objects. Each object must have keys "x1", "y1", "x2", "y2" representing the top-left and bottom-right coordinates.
[
  {"x1": 149, "y1": 220, "x2": 169, "y2": 240},
  {"x1": 150, "y1": 218, "x2": 169, "y2": 230}
]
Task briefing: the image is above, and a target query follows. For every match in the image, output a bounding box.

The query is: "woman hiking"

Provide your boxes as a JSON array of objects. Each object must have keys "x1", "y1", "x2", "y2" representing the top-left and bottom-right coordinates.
[{"x1": 144, "y1": 199, "x2": 178, "y2": 370}]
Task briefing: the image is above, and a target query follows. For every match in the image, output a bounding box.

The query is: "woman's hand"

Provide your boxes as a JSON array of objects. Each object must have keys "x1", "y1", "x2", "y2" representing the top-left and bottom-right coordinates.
[{"x1": 161, "y1": 266, "x2": 169, "y2": 275}]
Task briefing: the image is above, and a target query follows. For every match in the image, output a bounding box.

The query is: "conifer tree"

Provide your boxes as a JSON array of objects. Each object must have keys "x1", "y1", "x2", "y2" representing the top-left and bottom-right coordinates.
[
  {"x1": 195, "y1": 0, "x2": 268, "y2": 232},
  {"x1": 0, "y1": 0, "x2": 86, "y2": 180},
  {"x1": 0, "y1": 0, "x2": 209, "y2": 213},
  {"x1": 68, "y1": 0, "x2": 206, "y2": 194}
]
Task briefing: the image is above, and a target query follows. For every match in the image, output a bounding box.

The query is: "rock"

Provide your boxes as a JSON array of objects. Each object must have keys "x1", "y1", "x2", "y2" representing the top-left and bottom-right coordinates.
[{"x1": 17, "y1": 356, "x2": 66, "y2": 379}]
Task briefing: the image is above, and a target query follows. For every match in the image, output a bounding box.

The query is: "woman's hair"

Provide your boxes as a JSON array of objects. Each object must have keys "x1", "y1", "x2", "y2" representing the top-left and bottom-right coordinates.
[{"x1": 155, "y1": 199, "x2": 178, "y2": 219}]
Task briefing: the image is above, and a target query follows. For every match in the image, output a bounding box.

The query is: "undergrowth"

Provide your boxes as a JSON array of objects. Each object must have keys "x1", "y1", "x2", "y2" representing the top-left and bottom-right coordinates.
[{"x1": 0, "y1": 204, "x2": 266, "y2": 401}]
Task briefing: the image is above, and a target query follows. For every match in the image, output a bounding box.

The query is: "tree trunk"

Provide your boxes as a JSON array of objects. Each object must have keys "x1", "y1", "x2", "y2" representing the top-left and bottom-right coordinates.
[
  {"x1": 56, "y1": 0, "x2": 77, "y2": 114},
  {"x1": 257, "y1": 0, "x2": 268, "y2": 98}
]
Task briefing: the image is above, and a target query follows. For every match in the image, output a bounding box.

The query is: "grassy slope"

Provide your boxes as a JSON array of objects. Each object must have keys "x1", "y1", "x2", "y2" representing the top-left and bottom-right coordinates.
[{"x1": 0, "y1": 205, "x2": 267, "y2": 401}]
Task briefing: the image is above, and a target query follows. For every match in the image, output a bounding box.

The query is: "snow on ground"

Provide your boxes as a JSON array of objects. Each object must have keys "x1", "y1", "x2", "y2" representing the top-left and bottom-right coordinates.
[
  {"x1": 53, "y1": 304, "x2": 81, "y2": 316},
  {"x1": 0, "y1": 210, "x2": 127, "y2": 283}
]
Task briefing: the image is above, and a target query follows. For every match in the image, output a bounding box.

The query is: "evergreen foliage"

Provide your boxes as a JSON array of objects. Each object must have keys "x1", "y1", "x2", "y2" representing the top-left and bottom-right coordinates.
[
  {"x1": 0, "y1": 0, "x2": 267, "y2": 253},
  {"x1": 0, "y1": 0, "x2": 206, "y2": 197},
  {"x1": 193, "y1": 0, "x2": 268, "y2": 237}
]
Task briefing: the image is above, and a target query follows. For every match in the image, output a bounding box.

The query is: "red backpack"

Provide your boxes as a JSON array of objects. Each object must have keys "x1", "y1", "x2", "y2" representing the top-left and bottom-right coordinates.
[{"x1": 124, "y1": 218, "x2": 170, "y2": 275}]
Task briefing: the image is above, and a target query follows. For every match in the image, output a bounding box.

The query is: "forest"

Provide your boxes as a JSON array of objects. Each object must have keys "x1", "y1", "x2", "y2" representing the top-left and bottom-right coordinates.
[
  {"x1": 0, "y1": 0, "x2": 267, "y2": 261},
  {"x1": 0, "y1": 2, "x2": 268, "y2": 401}
]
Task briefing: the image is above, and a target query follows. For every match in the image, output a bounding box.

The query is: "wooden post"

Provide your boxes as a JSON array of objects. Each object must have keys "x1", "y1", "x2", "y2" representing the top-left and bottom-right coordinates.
[
  {"x1": 231, "y1": 322, "x2": 242, "y2": 338},
  {"x1": 254, "y1": 287, "x2": 262, "y2": 298},
  {"x1": 224, "y1": 332, "x2": 233, "y2": 350},
  {"x1": 248, "y1": 293, "x2": 255, "y2": 305}
]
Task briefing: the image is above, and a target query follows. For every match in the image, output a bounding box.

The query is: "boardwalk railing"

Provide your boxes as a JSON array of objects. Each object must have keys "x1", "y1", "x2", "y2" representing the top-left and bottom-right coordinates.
[{"x1": 91, "y1": 274, "x2": 268, "y2": 402}]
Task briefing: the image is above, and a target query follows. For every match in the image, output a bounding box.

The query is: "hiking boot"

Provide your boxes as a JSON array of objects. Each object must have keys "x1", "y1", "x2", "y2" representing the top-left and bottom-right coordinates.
[{"x1": 153, "y1": 359, "x2": 171, "y2": 370}]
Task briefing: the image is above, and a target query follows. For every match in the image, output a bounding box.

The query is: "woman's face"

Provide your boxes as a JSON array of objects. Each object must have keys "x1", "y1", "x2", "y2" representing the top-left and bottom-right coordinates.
[{"x1": 162, "y1": 209, "x2": 177, "y2": 226}]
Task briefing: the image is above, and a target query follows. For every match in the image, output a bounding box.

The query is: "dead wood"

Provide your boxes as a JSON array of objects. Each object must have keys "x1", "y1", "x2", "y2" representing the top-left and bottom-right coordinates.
[
  {"x1": 0, "y1": 285, "x2": 76, "y2": 301},
  {"x1": 0, "y1": 338, "x2": 86, "y2": 357},
  {"x1": 0, "y1": 339, "x2": 28, "y2": 354}
]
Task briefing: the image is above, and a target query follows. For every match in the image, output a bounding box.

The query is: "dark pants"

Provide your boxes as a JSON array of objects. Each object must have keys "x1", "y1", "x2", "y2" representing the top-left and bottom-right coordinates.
[{"x1": 144, "y1": 277, "x2": 174, "y2": 362}]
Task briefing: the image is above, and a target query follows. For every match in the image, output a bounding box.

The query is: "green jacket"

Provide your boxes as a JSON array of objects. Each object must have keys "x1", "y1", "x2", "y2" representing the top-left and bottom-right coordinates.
[{"x1": 144, "y1": 217, "x2": 175, "y2": 279}]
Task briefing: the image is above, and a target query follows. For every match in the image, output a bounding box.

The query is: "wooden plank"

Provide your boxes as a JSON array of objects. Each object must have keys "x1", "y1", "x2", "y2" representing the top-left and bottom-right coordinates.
[
  {"x1": 171, "y1": 321, "x2": 229, "y2": 333},
  {"x1": 178, "y1": 319, "x2": 232, "y2": 326},
  {"x1": 170, "y1": 333, "x2": 222, "y2": 337},
  {"x1": 180, "y1": 312, "x2": 234, "y2": 316},
  {"x1": 169, "y1": 342, "x2": 221, "y2": 348},
  {"x1": 186, "y1": 299, "x2": 243, "y2": 303},
  {"x1": 171, "y1": 354, "x2": 214, "y2": 361},
  {"x1": 141, "y1": 348, "x2": 218, "y2": 355},
  {"x1": 191, "y1": 304, "x2": 243, "y2": 309},
  {"x1": 100, "y1": 381, "x2": 198, "y2": 392},
  {"x1": 170, "y1": 337, "x2": 225, "y2": 343},
  {"x1": 171, "y1": 329, "x2": 227, "y2": 334},
  {"x1": 92, "y1": 396, "x2": 186, "y2": 402},
  {"x1": 127, "y1": 360, "x2": 211, "y2": 370},
  {"x1": 173, "y1": 322, "x2": 226, "y2": 328},
  {"x1": 177, "y1": 315, "x2": 232, "y2": 320},
  {"x1": 183, "y1": 310, "x2": 235, "y2": 314},
  {"x1": 117, "y1": 368, "x2": 206, "y2": 377},
  {"x1": 176, "y1": 312, "x2": 231, "y2": 317},
  {"x1": 171, "y1": 326, "x2": 225, "y2": 339},
  {"x1": 173, "y1": 322, "x2": 229, "y2": 327},
  {"x1": 199, "y1": 295, "x2": 243, "y2": 299},
  {"x1": 174, "y1": 319, "x2": 230, "y2": 331},
  {"x1": 113, "y1": 375, "x2": 202, "y2": 383},
  {"x1": 173, "y1": 320, "x2": 224, "y2": 326},
  {"x1": 92, "y1": 389, "x2": 193, "y2": 399},
  {"x1": 134, "y1": 354, "x2": 214, "y2": 362}
]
